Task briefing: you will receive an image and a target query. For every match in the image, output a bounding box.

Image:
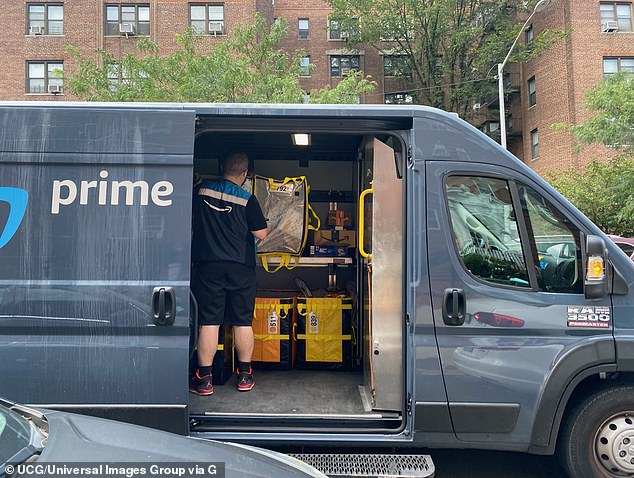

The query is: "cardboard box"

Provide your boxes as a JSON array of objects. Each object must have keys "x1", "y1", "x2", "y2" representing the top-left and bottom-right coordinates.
[
  {"x1": 327, "y1": 210, "x2": 352, "y2": 228},
  {"x1": 314, "y1": 230, "x2": 356, "y2": 247},
  {"x1": 308, "y1": 245, "x2": 351, "y2": 257}
]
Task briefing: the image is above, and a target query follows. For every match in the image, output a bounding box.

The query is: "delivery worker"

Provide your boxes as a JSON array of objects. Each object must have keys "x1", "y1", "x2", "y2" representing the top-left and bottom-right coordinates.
[{"x1": 190, "y1": 152, "x2": 268, "y2": 395}]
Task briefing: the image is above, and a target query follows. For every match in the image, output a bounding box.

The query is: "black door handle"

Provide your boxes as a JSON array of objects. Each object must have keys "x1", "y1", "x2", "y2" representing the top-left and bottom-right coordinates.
[
  {"x1": 442, "y1": 288, "x2": 466, "y2": 326},
  {"x1": 152, "y1": 287, "x2": 176, "y2": 326}
]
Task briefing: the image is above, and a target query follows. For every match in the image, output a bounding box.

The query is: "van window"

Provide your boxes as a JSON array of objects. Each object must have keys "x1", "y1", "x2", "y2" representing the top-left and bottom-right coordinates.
[
  {"x1": 518, "y1": 185, "x2": 583, "y2": 294},
  {"x1": 445, "y1": 176, "x2": 530, "y2": 288}
]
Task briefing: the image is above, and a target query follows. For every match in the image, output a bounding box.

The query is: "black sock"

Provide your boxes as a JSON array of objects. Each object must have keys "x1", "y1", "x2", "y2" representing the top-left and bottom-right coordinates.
[
  {"x1": 238, "y1": 361, "x2": 251, "y2": 373},
  {"x1": 198, "y1": 365, "x2": 212, "y2": 377}
]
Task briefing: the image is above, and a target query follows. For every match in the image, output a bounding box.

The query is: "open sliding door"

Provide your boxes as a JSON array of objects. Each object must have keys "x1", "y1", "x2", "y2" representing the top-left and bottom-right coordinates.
[{"x1": 360, "y1": 138, "x2": 403, "y2": 412}]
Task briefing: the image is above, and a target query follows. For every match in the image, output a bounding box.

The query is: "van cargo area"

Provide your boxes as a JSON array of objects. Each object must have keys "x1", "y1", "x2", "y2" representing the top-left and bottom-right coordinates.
[{"x1": 189, "y1": 122, "x2": 406, "y2": 432}]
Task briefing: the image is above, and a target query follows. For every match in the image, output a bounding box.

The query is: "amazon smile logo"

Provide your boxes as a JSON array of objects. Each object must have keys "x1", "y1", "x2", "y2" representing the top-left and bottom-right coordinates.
[
  {"x1": 204, "y1": 199, "x2": 232, "y2": 213},
  {"x1": 0, "y1": 187, "x2": 28, "y2": 249}
]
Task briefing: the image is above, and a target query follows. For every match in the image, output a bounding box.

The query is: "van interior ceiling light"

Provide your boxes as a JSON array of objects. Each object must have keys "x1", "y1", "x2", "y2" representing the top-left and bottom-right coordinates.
[
  {"x1": 586, "y1": 256, "x2": 605, "y2": 281},
  {"x1": 292, "y1": 133, "x2": 311, "y2": 146}
]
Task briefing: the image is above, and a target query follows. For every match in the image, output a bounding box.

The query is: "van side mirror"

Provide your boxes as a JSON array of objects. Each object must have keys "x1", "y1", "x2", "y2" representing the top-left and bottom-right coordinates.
[{"x1": 584, "y1": 235, "x2": 608, "y2": 300}]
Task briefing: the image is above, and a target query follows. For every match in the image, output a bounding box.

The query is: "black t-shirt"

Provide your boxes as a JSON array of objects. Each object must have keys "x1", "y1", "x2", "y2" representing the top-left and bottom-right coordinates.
[{"x1": 192, "y1": 179, "x2": 267, "y2": 268}]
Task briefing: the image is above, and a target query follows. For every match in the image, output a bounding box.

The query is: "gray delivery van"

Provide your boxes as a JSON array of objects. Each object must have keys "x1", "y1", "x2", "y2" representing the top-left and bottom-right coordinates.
[{"x1": 0, "y1": 102, "x2": 633, "y2": 478}]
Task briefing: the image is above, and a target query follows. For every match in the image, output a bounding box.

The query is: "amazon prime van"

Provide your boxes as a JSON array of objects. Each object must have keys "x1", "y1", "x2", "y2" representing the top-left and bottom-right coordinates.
[{"x1": 0, "y1": 102, "x2": 633, "y2": 478}]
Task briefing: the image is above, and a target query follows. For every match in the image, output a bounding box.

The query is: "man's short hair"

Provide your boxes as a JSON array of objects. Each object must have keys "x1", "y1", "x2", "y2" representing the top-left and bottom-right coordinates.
[{"x1": 222, "y1": 152, "x2": 249, "y2": 177}]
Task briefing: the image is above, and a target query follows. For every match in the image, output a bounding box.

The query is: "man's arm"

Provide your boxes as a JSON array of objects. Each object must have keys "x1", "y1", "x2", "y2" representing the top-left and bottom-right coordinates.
[
  {"x1": 251, "y1": 228, "x2": 269, "y2": 240},
  {"x1": 246, "y1": 196, "x2": 268, "y2": 241}
]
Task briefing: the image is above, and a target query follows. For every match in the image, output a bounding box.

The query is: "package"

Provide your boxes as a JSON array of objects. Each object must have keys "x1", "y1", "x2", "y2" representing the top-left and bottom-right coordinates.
[
  {"x1": 314, "y1": 230, "x2": 356, "y2": 247},
  {"x1": 294, "y1": 296, "x2": 354, "y2": 370},
  {"x1": 189, "y1": 325, "x2": 233, "y2": 385},
  {"x1": 308, "y1": 245, "x2": 351, "y2": 257},
  {"x1": 327, "y1": 202, "x2": 352, "y2": 228},
  {"x1": 251, "y1": 176, "x2": 320, "y2": 271},
  {"x1": 252, "y1": 294, "x2": 296, "y2": 370}
]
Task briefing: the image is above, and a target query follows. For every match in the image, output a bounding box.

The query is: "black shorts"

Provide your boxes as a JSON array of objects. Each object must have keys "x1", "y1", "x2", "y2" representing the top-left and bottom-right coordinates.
[{"x1": 192, "y1": 262, "x2": 257, "y2": 327}]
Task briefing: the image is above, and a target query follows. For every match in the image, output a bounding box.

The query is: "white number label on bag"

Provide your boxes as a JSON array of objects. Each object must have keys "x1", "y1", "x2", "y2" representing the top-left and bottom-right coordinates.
[
  {"x1": 268, "y1": 311, "x2": 279, "y2": 334},
  {"x1": 308, "y1": 311, "x2": 319, "y2": 334},
  {"x1": 275, "y1": 183, "x2": 295, "y2": 195}
]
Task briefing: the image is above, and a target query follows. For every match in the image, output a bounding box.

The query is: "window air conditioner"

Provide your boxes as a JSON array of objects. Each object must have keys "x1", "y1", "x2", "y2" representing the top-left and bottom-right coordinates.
[
  {"x1": 48, "y1": 84, "x2": 63, "y2": 94},
  {"x1": 209, "y1": 22, "x2": 223, "y2": 34},
  {"x1": 602, "y1": 21, "x2": 619, "y2": 32},
  {"x1": 341, "y1": 67, "x2": 351, "y2": 76},
  {"x1": 119, "y1": 23, "x2": 136, "y2": 35},
  {"x1": 29, "y1": 25, "x2": 44, "y2": 35},
  {"x1": 340, "y1": 31, "x2": 350, "y2": 39}
]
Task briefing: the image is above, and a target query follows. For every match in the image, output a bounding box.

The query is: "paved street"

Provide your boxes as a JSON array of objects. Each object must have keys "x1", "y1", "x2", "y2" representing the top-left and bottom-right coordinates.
[{"x1": 432, "y1": 449, "x2": 567, "y2": 477}]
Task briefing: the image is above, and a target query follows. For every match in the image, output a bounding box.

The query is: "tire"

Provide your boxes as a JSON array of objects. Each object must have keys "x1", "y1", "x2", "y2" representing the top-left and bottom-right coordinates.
[{"x1": 558, "y1": 384, "x2": 634, "y2": 478}]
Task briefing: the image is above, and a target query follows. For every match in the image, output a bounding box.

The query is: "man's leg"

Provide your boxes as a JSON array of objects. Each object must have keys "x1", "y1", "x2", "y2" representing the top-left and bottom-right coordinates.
[
  {"x1": 189, "y1": 325, "x2": 219, "y2": 396},
  {"x1": 234, "y1": 326, "x2": 255, "y2": 391},
  {"x1": 197, "y1": 325, "x2": 220, "y2": 368},
  {"x1": 227, "y1": 265, "x2": 257, "y2": 392},
  {"x1": 190, "y1": 264, "x2": 225, "y2": 396},
  {"x1": 234, "y1": 326, "x2": 254, "y2": 363}
]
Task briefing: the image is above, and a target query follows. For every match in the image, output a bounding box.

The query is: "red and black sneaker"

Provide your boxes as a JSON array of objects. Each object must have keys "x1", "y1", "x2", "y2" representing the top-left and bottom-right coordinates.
[
  {"x1": 237, "y1": 367, "x2": 255, "y2": 392},
  {"x1": 189, "y1": 371, "x2": 214, "y2": 396}
]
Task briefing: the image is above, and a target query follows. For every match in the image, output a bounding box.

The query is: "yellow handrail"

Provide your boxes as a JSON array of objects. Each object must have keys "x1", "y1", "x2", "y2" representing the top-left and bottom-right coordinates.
[{"x1": 358, "y1": 185, "x2": 373, "y2": 261}]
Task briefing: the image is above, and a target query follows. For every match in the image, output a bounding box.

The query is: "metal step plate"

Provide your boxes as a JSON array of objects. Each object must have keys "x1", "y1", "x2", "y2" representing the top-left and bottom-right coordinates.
[{"x1": 289, "y1": 453, "x2": 435, "y2": 478}]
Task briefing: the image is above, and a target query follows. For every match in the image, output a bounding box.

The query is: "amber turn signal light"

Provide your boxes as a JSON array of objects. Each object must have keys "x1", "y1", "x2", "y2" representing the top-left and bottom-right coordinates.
[{"x1": 586, "y1": 256, "x2": 605, "y2": 281}]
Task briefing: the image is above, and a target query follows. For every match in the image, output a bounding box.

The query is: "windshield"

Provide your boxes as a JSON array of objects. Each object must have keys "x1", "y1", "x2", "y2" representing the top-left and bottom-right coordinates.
[{"x1": 0, "y1": 405, "x2": 32, "y2": 465}]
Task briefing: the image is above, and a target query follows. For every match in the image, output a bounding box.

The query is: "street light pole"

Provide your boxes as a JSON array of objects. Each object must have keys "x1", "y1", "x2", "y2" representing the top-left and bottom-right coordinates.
[
  {"x1": 497, "y1": 0, "x2": 551, "y2": 150},
  {"x1": 498, "y1": 62, "x2": 507, "y2": 149}
]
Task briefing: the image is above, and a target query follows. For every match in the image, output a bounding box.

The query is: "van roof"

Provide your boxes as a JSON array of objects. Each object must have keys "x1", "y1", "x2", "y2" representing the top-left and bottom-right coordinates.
[{"x1": 0, "y1": 101, "x2": 448, "y2": 120}]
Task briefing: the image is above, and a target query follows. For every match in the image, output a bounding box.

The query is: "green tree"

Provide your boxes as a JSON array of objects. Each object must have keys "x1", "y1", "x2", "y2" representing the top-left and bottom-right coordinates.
[
  {"x1": 547, "y1": 73, "x2": 634, "y2": 236},
  {"x1": 545, "y1": 156, "x2": 634, "y2": 236},
  {"x1": 567, "y1": 73, "x2": 634, "y2": 153},
  {"x1": 327, "y1": 0, "x2": 565, "y2": 117},
  {"x1": 65, "y1": 14, "x2": 375, "y2": 103}
]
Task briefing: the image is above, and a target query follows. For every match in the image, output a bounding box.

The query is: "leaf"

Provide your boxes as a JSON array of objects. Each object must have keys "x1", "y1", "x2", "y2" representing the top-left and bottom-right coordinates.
[{"x1": 64, "y1": 13, "x2": 375, "y2": 104}]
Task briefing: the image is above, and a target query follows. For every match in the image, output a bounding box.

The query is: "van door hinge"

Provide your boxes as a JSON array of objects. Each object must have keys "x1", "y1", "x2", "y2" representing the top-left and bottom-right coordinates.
[
  {"x1": 407, "y1": 146, "x2": 414, "y2": 168},
  {"x1": 407, "y1": 394, "x2": 413, "y2": 416}
]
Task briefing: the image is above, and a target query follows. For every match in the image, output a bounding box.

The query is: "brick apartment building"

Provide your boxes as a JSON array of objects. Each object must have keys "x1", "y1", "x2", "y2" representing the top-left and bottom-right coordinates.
[{"x1": 0, "y1": 0, "x2": 632, "y2": 171}]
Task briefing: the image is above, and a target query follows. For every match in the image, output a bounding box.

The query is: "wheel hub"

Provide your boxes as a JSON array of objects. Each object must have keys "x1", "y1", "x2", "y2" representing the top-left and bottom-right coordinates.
[{"x1": 595, "y1": 413, "x2": 634, "y2": 475}]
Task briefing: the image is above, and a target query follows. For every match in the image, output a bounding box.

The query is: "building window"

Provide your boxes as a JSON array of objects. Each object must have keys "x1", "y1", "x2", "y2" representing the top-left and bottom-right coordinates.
[
  {"x1": 527, "y1": 77, "x2": 536, "y2": 107},
  {"x1": 330, "y1": 55, "x2": 360, "y2": 77},
  {"x1": 27, "y1": 4, "x2": 63, "y2": 35},
  {"x1": 530, "y1": 128, "x2": 539, "y2": 159},
  {"x1": 385, "y1": 92, "x2": 413, "y2": 104},
  {"x1": 329, "y1": 19, "x2": 341, "y2": 40},
  {"x1": 299, "y1": 56, "x2": 311, "y2": 76},
  {"x1": 525, "y1": 24, "x2": 534, "y2": 42},
  {"x1": 600, "y1": 2, "x2": 633, "y2": 31},
  {"x1": 328, "y1": 18, "x2": 357, "y2": 40},
  {"x1": 603, "y1": 57, "x2": 634, "y2": 77},
  {"x1": 107, "y1": 64, "x2": 131, "y2": 85},
  {"x1": 27, "y1": 61, "x2": 63, "y2": 93},
  {"x1": 298, "y1": 18, "x2": 309, "y2": 39},
  {"x1": 105, "y1": 4, "x2": 150, "y2": 36},
  {"x1": 190, "y1": 4, "x2": 225, "y2": 35},
  {"x1": 383, "y1": 55, "x2": 410, "y2": 77},
  {"x1": 480, "y1": 121, "x2": 500, "y2": 134}
]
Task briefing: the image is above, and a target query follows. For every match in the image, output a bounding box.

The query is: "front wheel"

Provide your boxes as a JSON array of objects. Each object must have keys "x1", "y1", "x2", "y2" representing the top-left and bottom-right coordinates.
[{"x1": 558, "y1": 384, "x2": 634, "y2": 477}]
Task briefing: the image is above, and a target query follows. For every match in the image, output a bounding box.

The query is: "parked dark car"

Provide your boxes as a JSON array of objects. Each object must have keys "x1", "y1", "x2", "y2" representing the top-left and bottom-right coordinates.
[
  {"x1": 608, "y1": 235, "x2": 634, "y2": 260},
  {"x1": 0, "y1": 399, "x2": 325, "y2": 478}
]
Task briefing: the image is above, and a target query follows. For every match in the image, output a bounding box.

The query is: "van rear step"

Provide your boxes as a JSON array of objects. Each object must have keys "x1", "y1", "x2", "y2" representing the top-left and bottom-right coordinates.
[{"x1": 289, "y1": 453, "x2": 434, "y2": 477}]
